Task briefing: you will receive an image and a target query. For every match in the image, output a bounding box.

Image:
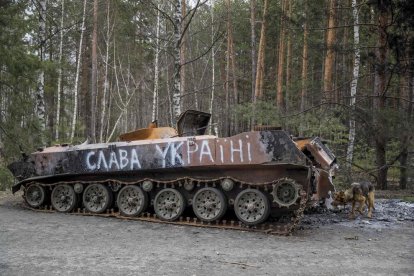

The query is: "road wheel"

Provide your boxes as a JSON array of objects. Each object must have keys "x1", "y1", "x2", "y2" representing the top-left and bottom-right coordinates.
[
  {"x1": 192, "y1": 187, "x2": 227, "y2": 222},
  {"x1": 83, "y1": 184, "x2": 112, "y2": 214},
  {"x1": 154, "y1": 188, "x2": 185, "y2": 221},
  {"x1": 117, "y1": 185, "x2": 148, "y2": 217},
  {"x1": 51, "y1": 184, "x2": 77, "y2": 212},
  {"x1": 25, "y1": 184, "x2": 46, "y2": 208},
  {"x1": 234, "y1": 189, "x2": 270, "y2": 225}
]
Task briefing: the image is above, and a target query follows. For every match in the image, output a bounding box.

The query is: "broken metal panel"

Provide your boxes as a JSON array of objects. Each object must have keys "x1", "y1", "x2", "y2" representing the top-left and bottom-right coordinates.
[
  {"x1": 258, "y1": 131, "x2": 309, "y2": 165},
  {"x1": 176, "y1": 110, "x2": 211, "y2": 136},
  {"x1": 305, "y1": 138, "x2": 336, "y2": 171},
  {"x1": 119, "y1": 127, "x2": 177, "y2": 141},
  {"x1": 7, "y1": 160, "x2": 35, "y2": 181},
  {"x1": 294, "y1": 138, "x2": 312, "y2": 151}
]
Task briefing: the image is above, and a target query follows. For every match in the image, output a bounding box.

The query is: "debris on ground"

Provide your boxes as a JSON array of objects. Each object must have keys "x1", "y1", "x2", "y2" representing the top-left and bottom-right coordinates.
[{"x1": 302, "y1": 199, "x2": 414, "y2": 230}]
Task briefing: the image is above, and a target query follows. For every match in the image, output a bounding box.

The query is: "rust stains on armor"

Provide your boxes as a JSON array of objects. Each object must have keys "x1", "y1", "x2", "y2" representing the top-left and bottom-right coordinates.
[
  {"x1": 7, "y1": 110, "x2": 338, "y2": 233},
  {"x1": 12, "y1": 131, "x2": 308, "y2": 182}
]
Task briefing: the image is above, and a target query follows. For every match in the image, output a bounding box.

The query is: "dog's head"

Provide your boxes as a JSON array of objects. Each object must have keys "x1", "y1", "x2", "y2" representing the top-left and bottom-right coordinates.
[{"x1": 331, "y1": 191, "x2": 347, "y2": 207}]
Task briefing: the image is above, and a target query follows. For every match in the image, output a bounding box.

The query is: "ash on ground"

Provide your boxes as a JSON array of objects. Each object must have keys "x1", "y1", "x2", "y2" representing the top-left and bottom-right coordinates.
[{"x1": 301, "y1": 199, "x2": 414, "y2": 230}]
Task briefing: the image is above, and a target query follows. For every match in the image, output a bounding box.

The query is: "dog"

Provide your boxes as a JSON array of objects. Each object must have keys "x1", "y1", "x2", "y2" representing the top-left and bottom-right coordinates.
[{"x1": 332, "y1": 181, "x2": 375, "y2": 219}]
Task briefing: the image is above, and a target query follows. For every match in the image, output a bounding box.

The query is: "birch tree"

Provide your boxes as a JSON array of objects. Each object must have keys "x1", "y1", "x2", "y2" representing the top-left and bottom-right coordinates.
[
  {"x1": 172, "y1": 0, "x2": 183, "y2": 122},
  {"x1": 180, "y1": 0, "x2": 186, "y2": 103},
  {"x1": 70, "y1": 0, "x2": 87, "y2": 142},
  {"x1": 55, "y1": 0, "x2": 64, "y2": 140},
  {"x1": 222, "y1": 0, "x2": 239, "y2": 134},
  {"x1": 100, "y1": 0, "x2": 112, "y2": 142},
  {"x1": 152, "y1": 3, "x2": 161, "y2": 122},
  {"x1": 170, "y1": 0, "x2": 205, "y2": 123},
  {"x1": 345, "y1": 0, "x2": 360, "y2": 170},
  {"x1": 36, "y1": 0, "x2": 47, "y2": 145},
  {"x1": 90, "y1": 0, "x2": 98, "y2": 143},
  {"x1": 209, "y1": 0, "x2": 216, "y2": 135}
]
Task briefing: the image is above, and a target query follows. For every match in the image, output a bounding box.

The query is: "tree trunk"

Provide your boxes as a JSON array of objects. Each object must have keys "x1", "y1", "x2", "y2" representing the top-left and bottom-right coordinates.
[
  {"x1": 399, "y1": 46, "x2": 413, "y2": 189},
  {"x1": 152, "y1": 3, "x2": 161, "y2": 122},
  {"x1": 70, "y1": 0, "x2": 87, "y2": 142},
  {"x1": 36, "y1": 0, "x2": 47, "y2": 145},
  {"x1": 90, "y1": 0, "x2": 98, "y2": 143},
  {"x1": 250, "y1": 0, "x2": 256, "y2": 129},
  {"x1": 341, "y1": 1, "x2": 350, "y2": 105},
  {"x1": 100, "y1": 0, "x2": 111, "y2": 143},
  {"x1": 164, "y1": 15, "x2": 174, "y2": 127},
  {"x1": 230, "y1": 37, "x2": 238, "y2": 133},
  {"x1": 180, "y1": 0, "x2": 186, "y2": 108},
  {"x1": 373, "y1": 0, "x2": 390, "y2": 189},
  {"x1": 276, "y1": 0, "x2": 286, "y2": 110},
  {"x1": 227, "y1": 0, "x2": 238, "y2": 134},
  {"x1": 323, "y1": 0, "x2": 336, "y2": 102},
  {"x1": 254, "y1": 0, "x2": 268, "y2": 100},
  {"x1": 299, "y1": 0, "x2": 308, "y2": 136},
  {"x1": 252, "y1": 0, "x2": 268, "y2": 128},
  {"x1": 224, "y1": 0, "x2": 231, "y2": 136},
  {"x1": 55, "y1": 0, "x2": 64, "y2": 141},
  {"x1": 250, "y1": 0, "x2": 256, "y2": 103},
  {"x1": 80, "y1": 33, "x2": 90, "y2": 139},
  {"x1": 399, "y1": 139, "x2": 408, "y2": 189},
  {"x1": 187, "y1": 28, "x2": 199, "y2": 110},
  {"x1": 285, "y1": 0, "x2": 292, "y2": 113},
  {"x1": 172, "y1": 0, "x2": 182, "y2": 123},
  {"x1": 345, "y1": 0, "x2": 360, "y2": 171},
  {"x1": 47, "y1": 25, "x2": 55, "y2": 136},
  {"x1": 209, "y1": 0, "x2": 216, "y2": 134}
]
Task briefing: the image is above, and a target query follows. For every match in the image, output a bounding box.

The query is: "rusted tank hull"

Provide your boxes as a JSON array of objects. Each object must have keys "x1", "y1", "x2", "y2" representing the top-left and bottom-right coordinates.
[
  {"x1": 8, "y1": 130, "x2": 325, "y2": 231},
  {"x1": 11, "y1": 130, "x2": 309, "y2": 190}
]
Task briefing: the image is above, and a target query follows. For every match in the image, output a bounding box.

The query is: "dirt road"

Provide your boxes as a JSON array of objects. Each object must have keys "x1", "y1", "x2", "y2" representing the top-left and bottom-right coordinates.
[{"x1": 0, "y1": 192, "x2": 413, "y2": 276}]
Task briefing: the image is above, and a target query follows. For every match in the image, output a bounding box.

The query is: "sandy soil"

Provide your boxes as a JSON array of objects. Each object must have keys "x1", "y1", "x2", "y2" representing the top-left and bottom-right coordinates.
[{"x1": 0, "y1": 191, "x2": 413, "y2": 276}]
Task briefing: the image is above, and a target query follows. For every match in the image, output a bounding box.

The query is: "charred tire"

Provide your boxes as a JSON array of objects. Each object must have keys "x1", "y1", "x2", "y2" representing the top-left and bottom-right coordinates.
[
  {"x1": 25, "y1": 184, "x2": 46, "y2": 208},
  {"x1": 51, "y1": 184, "x2": 78, "y2": 213},
  {"x1": 154, "y1": 188, "x2": 185, "y2": 221},
  {"x1": 117, "y1": 185, "x2": 148, "y2": 217},
  {"x1": 192, "y1": 188, "x2": 227, "y2": 222},
  {"x1": 234, "y1": 189, "x2": 270, "y2": 225},
  {"x1": 83, "y1": 184, "x2": 112, "y2": 214}
]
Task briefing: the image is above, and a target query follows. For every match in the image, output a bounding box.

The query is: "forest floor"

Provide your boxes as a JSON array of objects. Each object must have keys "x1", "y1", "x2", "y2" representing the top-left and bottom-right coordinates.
[{"x1": 0, "y1": 190, "x2": 413, "y2": 276}]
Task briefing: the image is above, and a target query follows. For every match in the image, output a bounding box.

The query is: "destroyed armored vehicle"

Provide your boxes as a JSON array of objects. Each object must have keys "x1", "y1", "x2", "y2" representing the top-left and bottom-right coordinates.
[{"x1": 8, "y1": 110, "x2": 336, "y2": 233}]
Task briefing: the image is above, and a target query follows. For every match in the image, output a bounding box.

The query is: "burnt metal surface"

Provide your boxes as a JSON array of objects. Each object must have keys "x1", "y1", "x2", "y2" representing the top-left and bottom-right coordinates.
[
  {"x1": 7, "y1": 161, "x2": 35, "y2": 181},
  {"x1": 177, "y1": 110, "x2": 211, "y2": 136},
  {"x1": 11, "y1": 130, "x2": 308, "y2": 190},
  {"x1": 294, "y1": 137, "x2": 337, "y2": 201},
  {"x1": 119, "y1": 127, "x2": 177, "y2": 141},
  {"x1": 305, "y1": 137, "x2": 336, "y2": 171},
  {"x1": 7, "y1": 116, "x2": 339, "y2": 233}
]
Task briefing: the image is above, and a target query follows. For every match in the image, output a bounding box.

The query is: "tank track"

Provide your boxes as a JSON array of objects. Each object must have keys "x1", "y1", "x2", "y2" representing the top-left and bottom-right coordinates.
[{"x1": 21, "y1": 177, "x2": 308, "y2": 236}]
